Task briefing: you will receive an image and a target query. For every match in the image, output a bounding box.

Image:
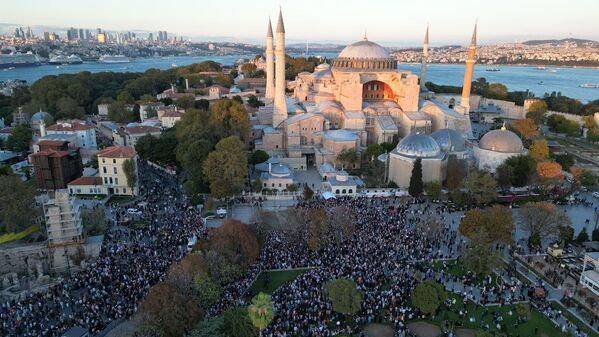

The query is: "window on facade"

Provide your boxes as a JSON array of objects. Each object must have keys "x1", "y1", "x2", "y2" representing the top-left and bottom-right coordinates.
[
  {"x1": 113, "y1": 159, "x2": 116, "y2": 164},
  {"x1": 349, "y1": 189, "x2": 353, "y2": 193},
  {"x1": 115, "y1": 178, "x2": 119, "y2": 185},
  {"x1": 335, "y1": 189, "x2": 340, "y2": 194},
  {"x1": 113, "y1": 167, "x2": 117, "y2": 174},
  {"x1": 342, "y1": 189, "x2": 346, "y2": 194},
  {"x1": 271, "y1": 183, "x2": 275, "y2": 187},
  {"x1": 104, "y1": 177, "x2": 108, "y2": 184},
  {"x1": 102, "y1": 158, "x2": 105, "y2": 164},
  {"x1": 109, "y1": 177, "x2": 113, "y2": 184},
  {"x1": 102, "y1": 167, "x2": 106, "y2": 174}
]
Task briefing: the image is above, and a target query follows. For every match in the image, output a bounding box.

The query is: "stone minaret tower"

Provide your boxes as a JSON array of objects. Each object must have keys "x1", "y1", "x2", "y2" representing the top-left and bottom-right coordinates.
[
  {"x1": 420, "y1": 25, "x2": 429, "y2": 90},
  {"x1": 273, "y1": 8, "x2": 288, "y2": 128},
  {"x1": 460, "y1": 22, "x2": 477, "y2": 114},
  {"x1": 265, "y1": 18, "x2": 275, "y2": 102}
]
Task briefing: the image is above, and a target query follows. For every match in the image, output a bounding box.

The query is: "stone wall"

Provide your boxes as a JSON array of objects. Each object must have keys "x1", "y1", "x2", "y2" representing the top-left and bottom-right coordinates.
[{"x1": 0, "y1": 242, "x2": 49, "y2": 275}]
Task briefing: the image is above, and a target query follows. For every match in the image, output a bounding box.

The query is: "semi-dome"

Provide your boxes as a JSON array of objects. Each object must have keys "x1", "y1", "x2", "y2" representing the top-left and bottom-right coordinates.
[
  {"x1": 479, "y1": 127, "x2": 524, "y2": 153},
  {"x1": 431, "y1": 128, "x2": 466, "y2": 153},
  {"x1": 394, "y1": 133, "x2": 441, "y2": 158},
  {"x1": 333, "y1": 37, "x2": 397, "y2": 71}
]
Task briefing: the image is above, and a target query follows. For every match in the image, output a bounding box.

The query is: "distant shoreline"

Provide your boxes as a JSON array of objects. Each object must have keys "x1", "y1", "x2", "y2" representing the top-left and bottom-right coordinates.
[{"x1": 397, "y1": 61, "x2": 599, "y2": 70}]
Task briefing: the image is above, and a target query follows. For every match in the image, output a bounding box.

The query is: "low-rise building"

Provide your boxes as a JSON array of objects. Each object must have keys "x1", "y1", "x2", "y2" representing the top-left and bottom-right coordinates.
[
  {"x1": 98, "y1": 145, "x2": 138, "y2": 196},
  {"x1": 322, "y1": 170, "x2": 364, "y2": 196},
  {"x1": 113, "y1": 125, "x2": 161, "y2": 147},
  {"x1": 30, "y1": 140, "x2": 83, "y2": 190},
  {"x1": 260, "y1": 163, "x2": 294, "y2": 192},
  {"x1": 46, "y1": 121, "x2": 97, "y2": 150},
  {"x1": 581, "y1": 252, "x2": 599, "y2": 296},
  {"x1": 67, "y1": 176, "x2": 107, "y2": 196},
  {"x1": 43, "y1": 190, "x2": 83, "y2": 246}
]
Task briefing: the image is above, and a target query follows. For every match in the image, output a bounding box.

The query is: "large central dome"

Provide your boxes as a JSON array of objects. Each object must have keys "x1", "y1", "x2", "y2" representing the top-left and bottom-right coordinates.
[{"x1": 333, "y1": 37, "x2": 397, "y2": 71}]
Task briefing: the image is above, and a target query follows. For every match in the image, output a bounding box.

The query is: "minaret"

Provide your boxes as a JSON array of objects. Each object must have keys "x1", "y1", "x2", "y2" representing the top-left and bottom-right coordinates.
[
  {"x1": 265, "y1": 18, "x2": 275, "y2": 102},
  {"x1": 420, "y1": 25, "x2": 429, "y2": 90},
  {"x1": 272, "y1": 8, "x2": 288, "y2": 128},
  {"x1": 460, "y1": 22, "x2": 477, "y2": 114}
]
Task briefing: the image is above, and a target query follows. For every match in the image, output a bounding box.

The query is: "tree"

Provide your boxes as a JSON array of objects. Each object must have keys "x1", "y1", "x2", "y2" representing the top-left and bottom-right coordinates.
[
  {"x1": 576, "y1": 228, "x2": 589, "y2": 244},
  {"x1": 536, "y1": 162, "x2": 564, "y2": 184},
  {"x1": 205, "y1": 250, "x2": 240, "y2": 284},
  {"x1": 303, "y1": 186, "x2": 314, "y2": 199},
  {"x1": 203, "y1": 136, "x2": 247, "y2": 199},
  {"x1": 56, "y1": 96, "x2": 85, "y2": 119},
  {"x1": 189, "y1": 316, "x2": 226, "y2": 337},
  {"x1": 553, "y1": 153, "x2": 575, "y2": 171},
  {"x1": 460, "y1": 208, "x2": 486, "y2": 239},
  {"x1": 6, "y1": 125, "x2": 32, "y2": 152},
  {"x1": 249, "y1": 150, "x2": 269, "y2": 165},
  {"x1": 336, "y1": 149, "x2": 359, "y2": 169},
  {"x1": 193, "y1": 272, "x2": 222, "y2": 310},
  {"x1": 511, "y1": 118, "x2": 539, "y2": 139},
  {"x1": 140, "y1": 282, "x2": 201, "y2": 337},
  {"x1": 526, "y1": 101, "x2": 548, "y2": 124},
  {"x1": 252, "y1": 177, "x2": 263, "y2": 193},
  {"x1": 484, "y1": 83, "x2": 508, "y2": 99},
  {"x1": 461, "y1": 237, "x2": 502, "y2": 275},
  {"x1": 409, "y1": 158, "x2": 423, "y2": 197},
  {"x1": 411, "y1": 280, "x2": 448, "y2": 315},
  {"x1": 324, "y1": 279, "x2": 364, "y2": 316},
  {"x1": 519, "y1": 202, "x2": 570, "y2": 248},
  {"x1": 307, "y1": 208, "x2": 328, "y2": 251},
  {"x1": 108, "y1": 101, "x2": 136, "y2": 123},
  {"x1": 587, "y1": 127, "x2": 599, "y2": 143},
  {"x1": 503, "y1": 155, "x2": 535, "y2": 187},
  {"x1": 459, "y1": 206, "x2": 513, "y2": 244},
  {"x1": 461, "y1": 170, "x2": 497, "y2": 205},
  {"x1": 241, "y1": 63, "x2": 258, "y2": 75},
  {"x1": 247, "y1": 293, "x2": 274, "y2": 337},
  {"x1": 219, "y1": 307, "x2": 257, "y2": 337},
  {"x1": 365, "y1": 144, "x2": 384, "y2": 161},
  {"x1": 424, "y1": 181, "x2": 442, "y2": 199},
  {"x1": 495, "y1": 163, "x2": 513, "y2": 188},
  {"x1": 210, "y1": 99, "x2": 250, "y2": 140},
  {"x1": 0, "y1": 175, "x2": 40, "y2": 233},
  {"x1": 117, "y1": 90, "x2": 135, "y2": 104},
  {"x1": 328, "y1": 206, "x2": 355, "y2": 246},
  {"x1": 81, "y1": 207, "x2": 106, "y2": 235},
  {"x1": 210, "y1": 220, "x2": 259, "y2": 267},
  {"x1": 122, "y1": 158, "x2": 137, "y2": 190},
  {"x1": 445, "y1": 157, "x2": 466, "y2": 191},
  {"x1": 580, "y1": 170, "x2": 598, "y2": 188},
  {"x1": 529, "y1": 139, "x2": 549, "y2": 162},
  {"x1": 558, "y1": 225, "x2": 574, "y2": 245}
]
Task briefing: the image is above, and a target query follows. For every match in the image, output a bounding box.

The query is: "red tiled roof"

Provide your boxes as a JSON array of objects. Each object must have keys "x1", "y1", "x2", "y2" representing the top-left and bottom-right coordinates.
[
  {"x1": 31, "y1": 149, "x2": 73, "y2": 158},
  {"x1": 161, "y1": 111, "x2": 183, "y2": 118},
  {"x1": 97, "y1": 146, "x2": 136, "y2": 158},
  {"x1": 68, "y1": 176, "x2": 103, "y2": 186},
  {"x1": 124, "y1": 126, "x2": 161, "y2": 134},
  {"x1": 47, "y1": 122, "x2": 94, "y2": 132}
]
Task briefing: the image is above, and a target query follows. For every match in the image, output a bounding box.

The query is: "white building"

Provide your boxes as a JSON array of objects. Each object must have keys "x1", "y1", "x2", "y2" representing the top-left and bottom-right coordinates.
[
  {"x1": 260, "y1": 163, "x2": 294, "y2": 191},
  {"x1": 46, "y1": 121, "x2": 97, "y2": 150},
  {"x1": 581, "y1": 252, "x2": 599, "y2": 296},
  {"x1": 44, "y1": 190, "x2": 83, "y2": 246},
  {"x1": 473, "y1": 126, "x2": 527, "y2": 173},
  {"x1": 113, "y1": 125, "x2": 161, "y2": 147},
  {"x1": 322, "y1": 170, "x2": 364, "y2": 196},
  {"x1": 67, "y1": 176, "x2": 108, "y2": 196}
]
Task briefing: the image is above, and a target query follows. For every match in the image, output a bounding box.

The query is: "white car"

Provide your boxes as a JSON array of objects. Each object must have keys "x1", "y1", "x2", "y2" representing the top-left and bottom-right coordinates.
[
  {"x1": 592, "y1": 192, "x2": 599, "y2": 198},
  {"x1": 127, "y1": 208, "x2": 143, "y2": 216},
  {"x1": 216, "y1": 207, "x2": 227, "y2": 218}
]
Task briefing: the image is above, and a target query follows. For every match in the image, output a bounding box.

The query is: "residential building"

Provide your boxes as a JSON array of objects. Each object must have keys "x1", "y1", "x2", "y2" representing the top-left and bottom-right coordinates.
[
  {"x1": 43, "y1": 190, "x2": 83, "y2": 246},
  {"x1": 97, "y1": 145, "x2": 138, "y2": 195},
  {"x1": 46, "y1": 121, "x2": 97, "y2": 150},
  {"x1": 581, "y1": 252, "x2": 599, "y2": 296},
  {"x1": 30, "y1": 140, "x2": 83, "y2": 190},
  {"x1": 67, "y1": 176, "x2": 107, "y2": 196},
  {"x1": 113, "y1": 125, "x2": 161, "y2": 147}
]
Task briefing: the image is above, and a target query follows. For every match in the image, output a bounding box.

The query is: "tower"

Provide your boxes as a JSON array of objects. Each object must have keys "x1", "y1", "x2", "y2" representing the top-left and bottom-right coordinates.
[
  {"x1": 460, "y1": 22, "x2": 477, "y2": 114},
  {"x1": 273, "y1": 8, "x2": 288, "y2": 128},
  {"x1": 265, "y1": 18, "x2": 275, "y2": 102},
  {"x1": 420, "y1": 25, "x2": 429, "y2": 90}
]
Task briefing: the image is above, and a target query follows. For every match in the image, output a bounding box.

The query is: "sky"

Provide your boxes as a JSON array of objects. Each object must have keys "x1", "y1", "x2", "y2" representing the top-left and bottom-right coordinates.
[{"x1": 2, "y1": 0, "x2": 599, "y2": 46}]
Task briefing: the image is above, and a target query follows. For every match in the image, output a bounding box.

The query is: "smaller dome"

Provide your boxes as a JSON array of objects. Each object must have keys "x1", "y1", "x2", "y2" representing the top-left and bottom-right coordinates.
[
  {"x1": 431, "y1": 128, "x2": 466, "y2": 153},
  {"x1": 324, "y1": 129, "x2": 359, "y2": 142},
  {"x1": 394, "y1": 133, "x2": 441, "y2": 158},
  {"x1": 479, "y1": 128, "x2": 524, "y2": 153},
  {"x1": 31, "y1": 111, "x2": 50, "y2": 122},
  {"x1": 271, "y1": 164, "x2": 291, "y2": 177},
  {"x1": 315, "y1": 63, "x2": 331, "y2": 71},
  {"x1": 336, "y1": 171, "x2": 349, "y2": 182}
]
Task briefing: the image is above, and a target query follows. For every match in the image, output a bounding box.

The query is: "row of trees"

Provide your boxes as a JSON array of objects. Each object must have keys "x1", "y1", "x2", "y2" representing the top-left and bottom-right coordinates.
[{"x1": 139, "y1": 220, "x2": 264, "y2": 337}]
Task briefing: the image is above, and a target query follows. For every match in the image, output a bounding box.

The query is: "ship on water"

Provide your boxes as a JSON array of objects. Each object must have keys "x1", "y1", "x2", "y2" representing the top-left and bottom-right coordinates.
[
  {"x1": 49, "y1": 54, "x2": 83, "y2": 65},
  {"x1": 580, "y1": 83, "x2": 599, "y2": 89},
  {"x1": 0, "y1": 52, "x2": 42, "y2": 69},
  {"x1": 99, "y1": 55, "x2": 130, "y2": 63}
]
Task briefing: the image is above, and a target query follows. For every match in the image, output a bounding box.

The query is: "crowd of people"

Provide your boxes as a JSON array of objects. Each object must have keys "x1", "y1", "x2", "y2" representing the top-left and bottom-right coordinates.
[{"x1": 0, "y1": 162, "x2": 206, "y2": 336}]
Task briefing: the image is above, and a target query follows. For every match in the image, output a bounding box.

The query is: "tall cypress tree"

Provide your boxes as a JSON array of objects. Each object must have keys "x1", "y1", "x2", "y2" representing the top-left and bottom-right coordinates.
[{"x1": 409, "y1": 158, "x2": 423, "y2": 197}]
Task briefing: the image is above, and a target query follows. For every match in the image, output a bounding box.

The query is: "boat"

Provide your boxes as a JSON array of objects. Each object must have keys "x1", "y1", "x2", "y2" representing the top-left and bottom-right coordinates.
[
  {"x1": 580, "y1": 83, "x2": 599, "y2": 89},
  {"x1": 171, "y1": 63, "x2": 177, "y2": 68},
  {"x1": 49, "y1": 54, "x2": 83, "y2": 65},
  {"x1": 0, "y1": 52, "x2": 41, "y2": 69},
  {"x1": 99, "y1": 55, "x2": 130, "y2": 63},
  {"x1": 538, "y1": 81, "x2": 544, "y2": 85},
  {"x1": 485, "y1": 68, "x2": 500, "y2": 72},
  {"x1": 534, "y1": 66, "x2": 547, "y2": 70}
]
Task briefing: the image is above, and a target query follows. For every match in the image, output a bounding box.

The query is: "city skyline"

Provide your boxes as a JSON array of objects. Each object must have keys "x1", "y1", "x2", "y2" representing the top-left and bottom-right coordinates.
[{"x1": 2, "y1": 0, "x2": 599, "y2": 46}]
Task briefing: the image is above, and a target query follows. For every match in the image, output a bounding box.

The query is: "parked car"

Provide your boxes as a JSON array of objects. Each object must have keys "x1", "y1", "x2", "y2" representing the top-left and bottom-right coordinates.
[
  {"x1": 216, "y1": 207, "x2": 227, "y2": 218},
  {"x1": 127, "y1": 208, "x2": 143, "y2": 216},
  {"x1": 592, "y1": 192, "x2": 599, "y2": 198}
]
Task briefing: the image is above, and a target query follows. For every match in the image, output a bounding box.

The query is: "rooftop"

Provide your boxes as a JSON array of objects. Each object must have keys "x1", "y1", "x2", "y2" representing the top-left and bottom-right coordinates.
[
  {"x1": 47, "y1": 122, "x2": 93, "y2": 132},
  {"x1": 68, "y1": 176, "x2": 103, "y2": 186},
  {"x1": 97, "y1": 146, "x2": 136, "y2": 159}
]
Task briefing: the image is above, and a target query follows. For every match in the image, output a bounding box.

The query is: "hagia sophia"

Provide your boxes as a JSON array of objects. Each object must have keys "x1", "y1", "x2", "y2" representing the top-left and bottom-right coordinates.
[{"x1": 252, "y1": 9, "x2": 527, "y2": 192}]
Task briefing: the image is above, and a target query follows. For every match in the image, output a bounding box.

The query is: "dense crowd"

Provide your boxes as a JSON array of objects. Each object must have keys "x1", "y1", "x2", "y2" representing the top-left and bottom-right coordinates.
[{"x1": 0, "y1": 162, "x2": 206, "y2": 337}]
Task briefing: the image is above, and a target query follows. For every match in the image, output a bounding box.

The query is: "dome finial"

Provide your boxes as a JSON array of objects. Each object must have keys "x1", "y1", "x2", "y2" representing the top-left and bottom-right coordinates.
[
  {"x1": 363, "y1": 29, "x2": 368, "y2": 41},
  {"x1": 501, "y1": 121, "x2": 507, "y2": 131}
]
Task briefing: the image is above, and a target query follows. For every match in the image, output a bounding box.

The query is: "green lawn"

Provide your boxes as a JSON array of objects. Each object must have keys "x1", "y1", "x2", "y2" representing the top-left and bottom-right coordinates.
[
  {"x1": 109, "y1": 195, "x2": 136, "y2": 205},
  {"x1": 432, "y1": 260, "x2": 500, "y2": 287},
  {"x1": 426, "y1": 293, "x2": 564, "y2": 337},
  {"x1": 550, "y1": 301, "x2": 599, "y2": 337},
  {"x1": 246, "y1": 268, "x2": 312, "y2": 298}
]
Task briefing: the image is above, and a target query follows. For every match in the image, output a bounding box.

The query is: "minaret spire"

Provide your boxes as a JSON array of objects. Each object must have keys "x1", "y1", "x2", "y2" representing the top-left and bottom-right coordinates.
[
  {"x1": 420, "y1": 25, "x2": 429, "y2": 90},
  {"x1": 265, "y1": 18, "x2": 275, "y2": 101},
  {"x1": 273, "y1": 7, "x2": 287, "y2": 128},
  {"x1": 460, "y1": 21, "x2": 478, "y2": 114}
]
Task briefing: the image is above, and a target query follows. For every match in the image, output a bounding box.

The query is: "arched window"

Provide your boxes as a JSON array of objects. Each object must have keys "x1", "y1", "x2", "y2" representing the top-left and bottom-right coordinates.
[
  {"x1": 335, "y1": 189, "x2": 340, "y2": 194},
  {"x1": 342, "y1": 189, "x2": 347, "y2": 194},
  {"x1": 348, "y1": 189, "x2": 353, "y2": 194}
]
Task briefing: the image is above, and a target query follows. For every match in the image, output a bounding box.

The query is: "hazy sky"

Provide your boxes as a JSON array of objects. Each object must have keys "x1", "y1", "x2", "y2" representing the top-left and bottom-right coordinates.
[{"x1": 2, "y1": 0, "x2": 599, "y2": 46}]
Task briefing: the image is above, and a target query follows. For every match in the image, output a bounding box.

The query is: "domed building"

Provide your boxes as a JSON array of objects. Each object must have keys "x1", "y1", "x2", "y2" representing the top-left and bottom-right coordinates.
[
  {"x1": 473, "y1": 126, "x2": 527, "y2": 172},
  {"x1": 260, "y1": 163, "x2": 295, "y2": 191},
  {"x1": 430, "y1": 128, "x2": 468, "y2": 159},
  {"x1": 387, "y1": 133, "x2": 447, "y2": 189}
]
